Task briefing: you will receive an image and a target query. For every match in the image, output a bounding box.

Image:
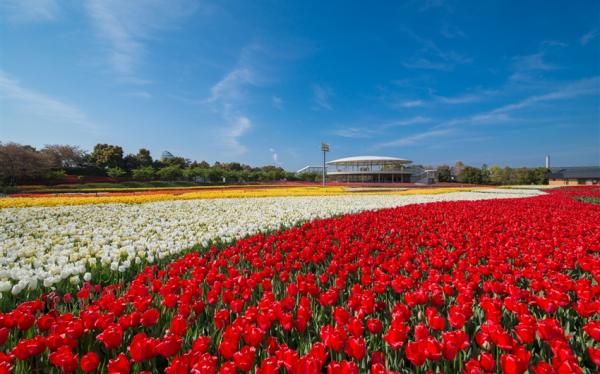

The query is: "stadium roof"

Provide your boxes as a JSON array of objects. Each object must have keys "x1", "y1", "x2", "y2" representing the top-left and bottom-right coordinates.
[{"x1": 327, "y1": 156, "x2": 411, "y2": 164}]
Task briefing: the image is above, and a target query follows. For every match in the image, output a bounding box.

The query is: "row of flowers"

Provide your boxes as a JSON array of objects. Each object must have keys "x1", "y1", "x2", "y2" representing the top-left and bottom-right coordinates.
[
  {"x1": 0, "y1": 187, "x2": 485, "y2": 209},
  {"x1": 0, "y1": 190, "x2": 542, "y2": 299},
  {"x1": 0, "y1": 187, "x2": 597, "y2": 373}
]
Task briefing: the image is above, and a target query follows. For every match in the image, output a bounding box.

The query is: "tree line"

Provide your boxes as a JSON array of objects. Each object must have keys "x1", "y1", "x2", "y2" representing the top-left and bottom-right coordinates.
[
  {"x1": 436, "y1": 161, "x2": 549, "y2": 185},
  {"x1": 0, "y1": 142, "x2": 317, "y2": 186}
]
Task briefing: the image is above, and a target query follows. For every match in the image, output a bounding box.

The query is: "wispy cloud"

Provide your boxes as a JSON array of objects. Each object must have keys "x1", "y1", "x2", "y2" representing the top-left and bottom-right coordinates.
[
  {"x1": 402, "y1": 29, "x2": 472, "y2": 71},
  {"x1": 418, "y1": 0, "x2": 451, "y2": 12},
  {"x1": 1, "y1": 0, "x2": 59, "y2": 22},
  {"x1": 492, "y1": 76, "x2": 599, "y2": 114},
  {"x1": 433, "y1": 76, "x2": 600, "y2": 130},
  {"x1": 312, "y1": 84, "x2": 334, "y2": 110},
  {"x1": 374, "y1": 129, "x2": 454, "y2": 149},
  {"x1": 269, "y1": 148, "x2": 279, "y2": 164},
  {"x1": 85, "y1": 0, "x2": 195, "y2": 82},
  {"x1": 272, "y1": 96, "x2": 284, "y2": 110},
  {"x1": 204, "y1": 68, "x2": 255, "y2": 104},
  {"x1": 220, "y1": 115, "x2": 251, "y2": 155},
  {"x1": 580, "y1": 29, "x2": 598, "y2": 45},
  {"x1": 203, "y1": 44, "x2": 268, "y2": 154},
  {"x1": 402, "y1": 59, "x2": 453, "y2": 71},
  {"x1": 400, "y1": 100, "x2": 424, "y2": 108},
  {"x1": 0, "y1": 71, "x2": 96, "y2": 130},
  {"x1": 123, "y1": 91, "x2": 152, "y2": 99},
  {"x1": 332, "y1": 116, "x2": 431, "y2": 138},
  {"x1": 435, "y1": 92, "x2": 485, "y2": 104},
  {"x1": 440, "y1": 24, "x2": 467, "y2": 39},
  {"x1": 510, "y1": 52, "x2": 559, "y2": 82}
]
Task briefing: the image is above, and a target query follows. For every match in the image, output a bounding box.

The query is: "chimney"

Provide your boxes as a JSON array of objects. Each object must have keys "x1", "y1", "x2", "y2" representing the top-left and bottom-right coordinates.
[{"x1": 545, "y1": 155, "x2": 550, "y2": 169}]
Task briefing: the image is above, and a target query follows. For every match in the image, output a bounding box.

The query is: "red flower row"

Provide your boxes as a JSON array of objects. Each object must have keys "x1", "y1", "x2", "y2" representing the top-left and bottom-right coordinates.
[{"x1": 0, "y1": 187, "x2": 599, "y2": 373}]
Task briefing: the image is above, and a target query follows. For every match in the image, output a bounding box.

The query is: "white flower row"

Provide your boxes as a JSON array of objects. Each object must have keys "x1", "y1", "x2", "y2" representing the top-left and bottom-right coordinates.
[{"x1": 0, "y1": 189, "x2": 543, "y2": 295}]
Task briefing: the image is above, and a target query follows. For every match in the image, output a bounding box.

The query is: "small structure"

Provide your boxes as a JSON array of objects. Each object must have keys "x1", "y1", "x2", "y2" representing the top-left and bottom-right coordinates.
[
  {"x1": 548, "y1": 166, "x2": 600, "y2": 185},
  {"x1": 296, "y1": 165, "x2": 324, "y2": 174},
  {"x1": 161, "y1": 151, "x2": 174, "y2": 161},
  {"x1": 326, "y1": 156, "x2": 413, "y2": 183}
]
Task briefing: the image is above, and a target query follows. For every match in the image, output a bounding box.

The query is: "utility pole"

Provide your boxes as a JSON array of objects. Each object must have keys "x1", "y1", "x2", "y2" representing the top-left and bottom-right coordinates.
[{"x1": 321, "y1": 142, "x2": 330, "y2": 187}]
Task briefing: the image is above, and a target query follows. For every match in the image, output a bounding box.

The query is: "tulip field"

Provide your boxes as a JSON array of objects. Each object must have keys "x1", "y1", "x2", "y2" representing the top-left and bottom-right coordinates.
[{"x1": 0, "y1": 186, "x2": 599, "y2": 373}]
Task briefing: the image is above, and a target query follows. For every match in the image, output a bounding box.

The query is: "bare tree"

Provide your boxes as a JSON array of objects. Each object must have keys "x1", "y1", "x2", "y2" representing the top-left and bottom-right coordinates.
[
  {"x1": 41, "y1": 144, "x2": 85, "y2": 168},
  {"x1": 0, "y1": 143, "x2": 51, "y2": 185}
]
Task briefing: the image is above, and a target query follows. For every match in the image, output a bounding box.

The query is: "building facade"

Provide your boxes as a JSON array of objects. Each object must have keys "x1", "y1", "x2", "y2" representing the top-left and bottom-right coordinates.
[
  {"x1": 548, "y1": 166, "x2": 600, "y2": 185},
  {"x1": 315, "y1": 155, "x2": 438, "y2": 184}
]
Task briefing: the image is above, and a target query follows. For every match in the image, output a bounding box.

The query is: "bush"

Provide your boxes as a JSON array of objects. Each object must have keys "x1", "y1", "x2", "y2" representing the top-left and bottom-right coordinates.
[
  {"x1": 106, "y1": 167, "x2": 126, "y2": 178},
  {"x1": 132, "y1": 166, "x2": 155, "y2": 181},
  {"x1": 156, "y1": 165, "x2": 183, "y2": 181}
]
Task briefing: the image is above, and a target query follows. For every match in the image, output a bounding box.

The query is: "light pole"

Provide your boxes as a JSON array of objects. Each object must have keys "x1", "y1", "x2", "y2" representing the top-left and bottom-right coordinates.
[{"x1": 321, "y1": 142, "x2": 329, "y2": 187}]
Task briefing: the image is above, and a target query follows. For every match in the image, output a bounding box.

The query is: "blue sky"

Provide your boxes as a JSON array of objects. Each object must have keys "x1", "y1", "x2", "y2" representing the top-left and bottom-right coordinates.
[{"x1": 1, "y1": 0, "x2": 599, "y2": 170}]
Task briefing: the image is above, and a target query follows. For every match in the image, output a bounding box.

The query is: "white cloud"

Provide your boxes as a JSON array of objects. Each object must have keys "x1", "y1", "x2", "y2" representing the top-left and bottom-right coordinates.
[
  {"x1": 400, "y1": 100, "x2": 423, "y2": 108},
  {"x1": 0, "y1": 71, "x2": 96, "y2": 130},
  {"x1": 203, "y1": 45, "x2": 263, "y2": 155},
  {"x1": 85, "y1": 0, "x2": 196, "y2": 81},
  {"x1": 436, "y1": 93, "x2": 484, "y2": 104},
  {"x1": 374, "y1": 129, "x2": 454, "y2": 148},
  {"x1": 510, "y1": 52, "x2": 558, "y2": 82},
  {"x1": 402, "y1": 29, "x2": 472, "y2": 71},
  {"x1": 272, "y1": 96, "x2": 284, "y2": 110},
  {"x1": 1, "y1": 0, "x2": 59, "y2": 22},
  {"x1": 221, "y1": 116, "x2": 252, "y2": 155},
  {"x1": 580, "y1": 29, "x2": 598, "y2": 45},
  {"x1": 269, "y1": 148, "x2": 279, "y2": 163},
  {"x1": 333, "y1": 116, "x2": 431, "y2": 138},
  {"x1": 440, "y1": 24, "x2": 467, "y2": 39},
  {"x1": 492, "y1": 76, "x2": 600, "y2": 114},
  {"x1": 205, "y1": 68, "x2": 255, "y2": 104},
  {"x1": 312, "y1": 84, "x2": 334, "y2": 110}
]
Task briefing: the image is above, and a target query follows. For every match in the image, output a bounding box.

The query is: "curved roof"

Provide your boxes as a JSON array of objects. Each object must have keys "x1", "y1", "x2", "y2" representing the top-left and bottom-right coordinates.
[{"x1": 327, "y1": 156, "x2": 411, "y2": 164}]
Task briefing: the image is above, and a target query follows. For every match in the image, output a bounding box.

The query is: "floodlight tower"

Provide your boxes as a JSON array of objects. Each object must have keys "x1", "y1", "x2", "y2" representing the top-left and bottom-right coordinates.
[{"x1": 321, "y1": 142, "x2": 330, "y2": 187}]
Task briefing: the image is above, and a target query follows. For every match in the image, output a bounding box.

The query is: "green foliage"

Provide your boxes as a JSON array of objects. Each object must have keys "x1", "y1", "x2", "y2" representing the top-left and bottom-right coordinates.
[
  {"x1": 457, "y1": 166, "x2": 484, "y2": 184},
  {"x1": 436, "y1": 165, "x2": 452, "y2": 182},
  {"x1": 132, "y1": 166, "x2": 155, "y2": 181},
  {"x1": 156, "y1": 165, "x2": 184, "y2": 181},
  {"x1": 106, "y1": 167, "x2": 126, "y2": 178},
  {"x1": 46, "y1": 169, "x2": 66, "y2": 180},
  {"x1": 90, "y1": 144, "x2": 124, "y2": 168}
]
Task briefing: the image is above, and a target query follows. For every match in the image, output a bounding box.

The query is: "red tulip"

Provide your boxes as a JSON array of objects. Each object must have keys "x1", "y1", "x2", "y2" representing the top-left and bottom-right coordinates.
[
  {"x1": 107, "y1": 353, "x2": 130, "y2": 374},
  {"x1": 384, "y1": 324, "x2": 409, "y2": 350},
  {"x1": 140, "y1": 308, "x2": 160, "y2": 327},
  {"x1": 80, "y1": 352, "x2": 100, "y2": 373},
  {"x1": 405, "y1": 341, "x2": 426, "y2": 367},
  {"x1": 233, "y1": 346, "x2": 256, "y2": 372},
  {"x1": 97, "y1": 324, "x2": 123, "y2": 350},
  {"x1": 344, "y1": 336, "x2": 366, "y2": 361},
  {"x1": 48, "y1": 346, "x2": 78, "y2": 373}
]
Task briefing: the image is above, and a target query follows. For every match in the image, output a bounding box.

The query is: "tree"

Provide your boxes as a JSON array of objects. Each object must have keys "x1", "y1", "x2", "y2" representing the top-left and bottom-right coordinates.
[
  {"x1": 436, "y1": 165, "x2": 452, "y2": 182},
  {"x1": 489, "y1": 165, "x2": 504, "y2": 185},
  {"x1": 136, "y1": 148, "x2": 153, "y2": 167},
  {"x1": 106, "y1": 167, "x2": 126, "y2": 178},
  {"x1": 90, "y1": 144, "x2": 124, "y2": 168},
  {"x1": 0, "y1": 143, "x2": 51, "y2": 185},
  {"x1": 162, "y1": 156, "x2": 190, "y2": 168},
  {"x1": 156, "y1": 165, "x2": 183, "y2": 180},
  {"x1": 41, "y1": 145, "x2": 85, "y2": 168},
  {"x1": 480, "y1": 164, "x2": 491, "y2": 184},
  {"x1": 453, "y1": 161, "x2": 465, "y2": 177},
  {"x1": 123, "y1": 154, "x2": 140, "y2": 171},
  {"x1": 132, "y1": 166, "x2": 155, "y2": 181},
  {"x1": 457, "y1": 166, "x2": 483, "y2": 184}
]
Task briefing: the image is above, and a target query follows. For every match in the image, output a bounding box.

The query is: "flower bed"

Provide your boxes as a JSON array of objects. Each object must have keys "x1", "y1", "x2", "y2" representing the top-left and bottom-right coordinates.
[
  {"x1": 0, "y1": 187, "x2": 597, "y2": 373},
  {"x1": 0, "y1": 190, "x2": 541, "y2": 299},
  {"x1": 0, "y1": 187, "x2": 486, "y2": 209}
]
